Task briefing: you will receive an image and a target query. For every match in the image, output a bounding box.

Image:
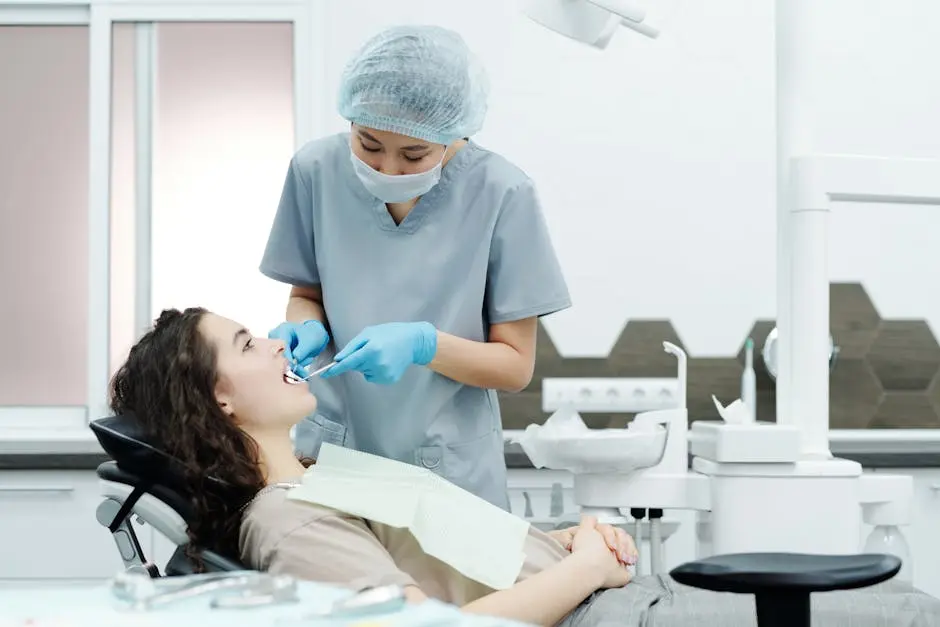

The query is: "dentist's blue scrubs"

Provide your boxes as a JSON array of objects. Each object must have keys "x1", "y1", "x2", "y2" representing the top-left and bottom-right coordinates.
[{"x1": 259, "y1": 133, "x2": 570, "y2": 510}]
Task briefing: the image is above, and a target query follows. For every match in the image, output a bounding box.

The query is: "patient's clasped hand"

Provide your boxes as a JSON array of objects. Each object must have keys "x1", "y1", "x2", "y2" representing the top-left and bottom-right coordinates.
[{"x1": 288, "y1": 443, "x2": 531, "y2": 590}]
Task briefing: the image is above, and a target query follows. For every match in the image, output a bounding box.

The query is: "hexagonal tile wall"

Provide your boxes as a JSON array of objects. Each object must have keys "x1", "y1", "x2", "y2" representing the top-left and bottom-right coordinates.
[
  {"x1": 868, "y1": 321, "x2": 940, "y2": 391},
  {"x1": 498, "y1": 283, "x2": 940, "y2": 430}
]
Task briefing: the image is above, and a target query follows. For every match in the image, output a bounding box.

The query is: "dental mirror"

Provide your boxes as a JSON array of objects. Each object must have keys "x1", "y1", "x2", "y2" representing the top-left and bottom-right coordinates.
[
  {"x1": 285, "y1": 361, "x2": 336, "y2": 384},
  {"x1": 288, "y1": 585, "x2": 406, "y2": 621}
]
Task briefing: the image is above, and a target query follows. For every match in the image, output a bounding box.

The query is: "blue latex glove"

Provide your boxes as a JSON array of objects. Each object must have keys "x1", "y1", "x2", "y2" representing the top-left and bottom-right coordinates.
[
  {"x1": 268, "y1": 320, "x2": 330, "y2": 375},
  {"x1": 321, "y1": 322, "x2": 437, "y2": 384}
]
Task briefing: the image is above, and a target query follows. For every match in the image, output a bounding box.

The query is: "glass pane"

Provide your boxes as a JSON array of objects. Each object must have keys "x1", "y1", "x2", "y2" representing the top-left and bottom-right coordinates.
[
  {"x1": 0, "y1": 26, "x2": 89, "y2": 406},
  {"x1": 109, "y1": 23, "x2": 137, "y2": 377},
  {"x1": 153, "y1": 22, "x2": 295, "y2": 333}
]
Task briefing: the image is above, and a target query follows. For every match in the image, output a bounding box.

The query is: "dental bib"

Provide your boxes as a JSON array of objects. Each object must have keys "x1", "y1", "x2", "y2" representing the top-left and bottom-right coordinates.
[{"x1": 288, "y1": 444, "x2": 530, "y2": 590}]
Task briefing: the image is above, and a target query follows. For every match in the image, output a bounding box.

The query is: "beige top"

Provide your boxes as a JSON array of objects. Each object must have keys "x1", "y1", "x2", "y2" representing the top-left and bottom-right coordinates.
[{"x1": 239, "y1": 486, "x2": 569, "y2": 606}]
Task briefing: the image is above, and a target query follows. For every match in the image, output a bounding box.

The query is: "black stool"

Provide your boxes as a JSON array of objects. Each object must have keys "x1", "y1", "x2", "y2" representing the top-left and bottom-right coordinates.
[{"x1": 670, "y1": 552, "x2": 901, "y2": 627}]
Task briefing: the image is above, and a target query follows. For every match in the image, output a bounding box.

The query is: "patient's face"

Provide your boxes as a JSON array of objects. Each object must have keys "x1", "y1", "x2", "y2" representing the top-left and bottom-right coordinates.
[{"x1": 199, "y1": 313, "x2": 317, "y2": 430}]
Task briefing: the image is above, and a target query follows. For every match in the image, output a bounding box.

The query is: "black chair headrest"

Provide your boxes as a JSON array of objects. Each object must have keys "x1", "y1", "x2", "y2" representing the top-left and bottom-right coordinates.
[
  {"x1": 90, "y1": 413, "x2": 189, "y2": 490},
  {"x1": 90, "y1": 413, "x2": 235, "y2": 497}
]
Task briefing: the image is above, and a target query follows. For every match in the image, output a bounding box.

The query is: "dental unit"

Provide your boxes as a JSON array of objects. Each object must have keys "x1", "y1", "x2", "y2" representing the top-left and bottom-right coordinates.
[{"x1": 517, "y1": 337, "x2": 916, "y2": 577}]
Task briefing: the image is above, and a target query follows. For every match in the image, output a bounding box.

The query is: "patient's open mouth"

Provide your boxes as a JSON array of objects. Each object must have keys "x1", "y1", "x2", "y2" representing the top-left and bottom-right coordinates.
[{"x1": 283, "y1": 364, "x2": 304, "y2": 385}]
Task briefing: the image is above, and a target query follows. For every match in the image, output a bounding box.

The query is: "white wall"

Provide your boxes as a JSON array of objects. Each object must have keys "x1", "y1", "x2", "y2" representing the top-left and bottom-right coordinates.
[{"x1": 793, "y1": 0, "x2": 940, "y2": 334}]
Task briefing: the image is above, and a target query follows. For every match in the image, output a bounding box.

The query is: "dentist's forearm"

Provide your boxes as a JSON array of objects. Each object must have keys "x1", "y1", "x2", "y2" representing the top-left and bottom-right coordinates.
[
  {"x1": 287, "y1": 296, "x2": 325, "y2": 322},
  {"x1": 286, "y1": 286, "x2": 328, "y2": 330},
  {"x1": 428, "y1": 331, "x2": 533, "y2": 393}
]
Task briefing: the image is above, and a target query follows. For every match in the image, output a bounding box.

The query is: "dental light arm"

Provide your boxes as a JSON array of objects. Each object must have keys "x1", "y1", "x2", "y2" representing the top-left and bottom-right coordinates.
[
  {"x1": 586, "y1": 0, "x2": 645, "y2": 23},
  {"x1": 618, "y1": 17, "x2": 659, "y2": 39},
  {"x1": 587, "y1": 0, "x2": 659, "y2": 38},
  {"x1": 522, "y1": 0, "x2": 659, "y2": 50}
]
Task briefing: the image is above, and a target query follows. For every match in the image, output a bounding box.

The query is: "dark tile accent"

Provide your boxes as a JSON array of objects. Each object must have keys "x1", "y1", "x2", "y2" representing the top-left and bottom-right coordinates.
[
  {"x1": 500, "y1": 282, "x2": 940, "y2": 430},
  {"x1": 925, "y1": 372, "x2": 940, "y2": 419},
  {"x1": 829, "y1": 359, "x2": 883, "y2": 429},
  {"x1": 606, "y1": 321, "x2": 686, "y2": 378},
  {"x1": 498, "y1": 391, "x2": 543, "y2": 430},
  {"x1": 686, "y1": 358, "x2": 748, "y2": 423},
  {"x1": 868, "y1": 320, "x2": 940, "y2": 391},
  {"x1": 498, "y1": 392, "x2": 630, "y2": 430},
  {"x1": 581, "y1": 412, "x2": 632, "y2": 430},
  {"x1": 870, "y1": 393, "x2": 940, "y2": 428},
  {"x1": 830, "y1": 283, "x2": 881, "y2": 360}
]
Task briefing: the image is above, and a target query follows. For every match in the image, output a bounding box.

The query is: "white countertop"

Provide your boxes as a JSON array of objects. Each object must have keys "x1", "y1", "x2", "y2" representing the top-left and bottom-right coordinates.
[
  {"x1": 0, "y1": 429, "x2": 106, "y2": 455},
  {"x1": 505, "y1": 428, "x2": 940, "y2": 455},
  {"x1": 4, "y1": 427, "x2": 940, "y2": 456}
]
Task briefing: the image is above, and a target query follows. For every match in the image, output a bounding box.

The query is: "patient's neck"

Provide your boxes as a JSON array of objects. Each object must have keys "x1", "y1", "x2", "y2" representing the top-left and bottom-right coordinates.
[{"x1": 251, "y1": 430, "x2": 307, "y2": 485}]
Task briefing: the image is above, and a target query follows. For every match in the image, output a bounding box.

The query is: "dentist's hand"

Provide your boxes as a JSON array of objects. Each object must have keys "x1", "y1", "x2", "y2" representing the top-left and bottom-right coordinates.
[
  {"x1": 268, "y1": 320, "x2": 330, "y2": 375},
  {"x1": 321, "y1": 322, "x2": 437, "y2": 384}
]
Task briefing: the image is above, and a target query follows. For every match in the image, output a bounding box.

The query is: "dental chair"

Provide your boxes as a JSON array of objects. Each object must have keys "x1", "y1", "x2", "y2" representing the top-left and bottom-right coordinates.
[
  {"x1": 90, "y1": 413, "x2": 246, "y2": 577},
  {"x1": 90, "y1": 414, "x2": 904, "y2": 626}
]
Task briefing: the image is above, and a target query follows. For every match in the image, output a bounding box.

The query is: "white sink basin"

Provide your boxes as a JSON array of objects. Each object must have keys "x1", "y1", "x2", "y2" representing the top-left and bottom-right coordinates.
[{"x1": 519, "y1": 423, "x2": 668, "y2": 475}]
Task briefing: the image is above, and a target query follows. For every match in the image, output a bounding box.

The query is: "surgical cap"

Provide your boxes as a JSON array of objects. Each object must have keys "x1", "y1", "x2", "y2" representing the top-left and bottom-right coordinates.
[{"x1": 337, "y1": 25, "x2": 489, "y2": 145}]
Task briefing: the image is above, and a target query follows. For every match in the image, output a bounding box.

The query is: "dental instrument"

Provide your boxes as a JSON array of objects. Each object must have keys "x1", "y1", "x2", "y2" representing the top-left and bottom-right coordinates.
[
  {"x1": 629, "y1": 508, "x2": 646, "y2": 575},
  {"x1": 110, "y1": 569, "x2": 299, "y2": 611},
  {"x1": 285, "y1": 361, "x2": 336, "y2": 384},
  {"x1": 295, "y1": 584, "x2": 407, "y2": 621},
  {"x1": 648, "y1": 508, "x2": 663, "y2": 579}
]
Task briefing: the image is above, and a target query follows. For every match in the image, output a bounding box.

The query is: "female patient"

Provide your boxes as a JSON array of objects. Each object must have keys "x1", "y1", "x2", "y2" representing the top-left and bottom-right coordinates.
[{"x1": 110, "y1": 308, "x2": 940, "y2": 627}]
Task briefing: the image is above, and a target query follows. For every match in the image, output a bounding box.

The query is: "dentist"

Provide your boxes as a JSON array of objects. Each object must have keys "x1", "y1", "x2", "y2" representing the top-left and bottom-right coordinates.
[{"x1": 261, "y1": 25, "x2": 570, "y2": 510}]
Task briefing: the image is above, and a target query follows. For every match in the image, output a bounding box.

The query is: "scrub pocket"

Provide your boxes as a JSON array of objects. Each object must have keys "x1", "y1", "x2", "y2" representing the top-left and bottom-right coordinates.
[
  {"x1": 430, "y1": 428, "x2": 507, "y2": 507},
  {"x1": 294, "y1": 414, "x2": 347, "y2": 459},
  {"x1": 442, "y1": 428, "x2": 501, "y2": 472}
]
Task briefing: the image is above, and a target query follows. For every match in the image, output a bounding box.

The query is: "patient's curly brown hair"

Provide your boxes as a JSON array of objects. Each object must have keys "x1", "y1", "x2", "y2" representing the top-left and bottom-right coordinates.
[{"x1": 108, "y1": 307, "x2": 280, "y2": 568}]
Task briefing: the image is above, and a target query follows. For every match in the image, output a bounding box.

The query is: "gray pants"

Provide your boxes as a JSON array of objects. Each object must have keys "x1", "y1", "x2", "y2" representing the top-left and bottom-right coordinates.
[{"x1": 561, "y1": 575, "x2": 940, "y2": 627}]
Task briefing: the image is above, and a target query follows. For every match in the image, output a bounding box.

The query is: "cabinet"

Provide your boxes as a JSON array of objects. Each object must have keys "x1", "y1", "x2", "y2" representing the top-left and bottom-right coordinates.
[
  {"x1": 0, "y1": 470, "x2": 150, "y2": 581},
  {"x1": 871, "y1": 468, "x2": 940, "y2": 599}
]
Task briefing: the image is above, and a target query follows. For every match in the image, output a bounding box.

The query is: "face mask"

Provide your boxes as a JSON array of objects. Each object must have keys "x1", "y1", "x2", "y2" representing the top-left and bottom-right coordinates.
[{"x1": 350, "y1": 147, "x2": 447, "y2": 203}]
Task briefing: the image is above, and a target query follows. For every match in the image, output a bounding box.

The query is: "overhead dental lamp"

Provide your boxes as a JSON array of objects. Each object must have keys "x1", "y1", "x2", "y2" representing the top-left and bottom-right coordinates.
[{"x1": 521, "y1": 0, "x2": 659, "y2": 48}]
